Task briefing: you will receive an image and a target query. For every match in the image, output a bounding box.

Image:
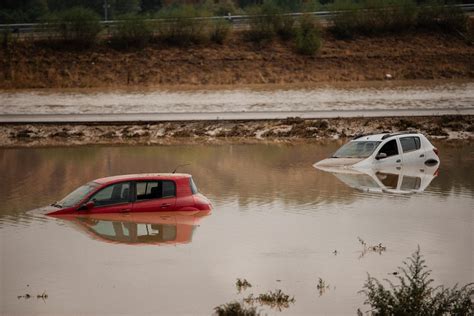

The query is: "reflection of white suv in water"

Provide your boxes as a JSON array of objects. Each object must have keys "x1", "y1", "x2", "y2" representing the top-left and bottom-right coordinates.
[
  {"x1": 314, "y1": 132, "x2": 440, "y2": 170},
  {"x1": 324, "y1": 164, "x2": 439, "y2": 194}
]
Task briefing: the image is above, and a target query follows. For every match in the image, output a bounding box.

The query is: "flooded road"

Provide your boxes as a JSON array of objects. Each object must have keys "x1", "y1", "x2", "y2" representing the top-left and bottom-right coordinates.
[
  {"x1": 0, "y1": 141, "x2": 473, "y2": 315},
  {"x1": 1, "y1": 81, "x2": 473, "y2": 116}
]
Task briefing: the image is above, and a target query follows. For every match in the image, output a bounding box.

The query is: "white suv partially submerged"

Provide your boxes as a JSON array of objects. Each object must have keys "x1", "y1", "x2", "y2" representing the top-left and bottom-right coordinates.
[{"x1": 315, "y1": 132, "x2": 440, "y2": 170}]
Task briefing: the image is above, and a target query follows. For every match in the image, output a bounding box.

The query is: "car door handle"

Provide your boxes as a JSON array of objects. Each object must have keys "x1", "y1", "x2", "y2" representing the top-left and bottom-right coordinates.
[
  {"x1": 396, "y1": 159, "x2": 401, "y2": 163},
  {"x1": 419, "y1": 154, "x2": 425, "y2": 158},
  {"x1": 121, "y1": 208, "x2": 131, "y2": 212},
  {"x1": 160, "y1": 203, "x2": 171, "y2": 208}
]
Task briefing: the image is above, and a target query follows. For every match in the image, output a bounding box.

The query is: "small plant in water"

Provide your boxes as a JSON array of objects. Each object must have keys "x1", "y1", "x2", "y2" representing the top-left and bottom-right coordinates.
[
  {"x1": 317, "y1": 278, "x2": 330, "y2": 296},
  {"x1": 214, "y1": 301, "x2": 259, "y2": 316},
  {"x1": 358, "y1": 237, "x2": 387, "y2": 258},
  {"x1": 360, "y1": 247, "x2": 474, "y2": 315},
  {"x1": 37, "y1": 291, "x2": 48, "y2": 300},
  {"x1": 245, "y1": 289, "x2": 295, "y2": 311},
  {"x1": 236, "y1": 278, "x2": 252, "y2": 293}
]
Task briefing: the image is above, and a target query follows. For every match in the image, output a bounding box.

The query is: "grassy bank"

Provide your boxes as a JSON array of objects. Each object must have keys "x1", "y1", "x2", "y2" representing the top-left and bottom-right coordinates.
[
  {"x1": 1, "y1": 30, "x2": 473, "y2": 89},
  {"x1": 1, "y1": 116, "x2": 472, "y2": 147}
]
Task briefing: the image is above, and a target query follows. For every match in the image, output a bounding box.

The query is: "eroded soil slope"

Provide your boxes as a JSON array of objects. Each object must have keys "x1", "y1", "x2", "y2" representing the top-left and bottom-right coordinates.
[{"x1": 1, "y1": 32, "x2": 473, "y2": 89}]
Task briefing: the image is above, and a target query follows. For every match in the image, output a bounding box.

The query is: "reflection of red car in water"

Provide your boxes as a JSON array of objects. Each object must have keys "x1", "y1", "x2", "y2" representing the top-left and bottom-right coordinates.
[
  {"x1": 46, "y1": 173, "x2": 212, "y2": 215},
  {"x1": 52, "y1": 210, "x2": 211, "y2": 246}
]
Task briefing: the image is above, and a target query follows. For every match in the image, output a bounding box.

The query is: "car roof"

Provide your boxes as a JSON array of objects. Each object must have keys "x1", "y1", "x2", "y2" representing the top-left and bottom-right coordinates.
[
  {"x1": 352, "y1": 132, "x2": 423, "y2": 142},
  {"x1": 93, "y1": 173, "x2": 191, "y2": 185}
]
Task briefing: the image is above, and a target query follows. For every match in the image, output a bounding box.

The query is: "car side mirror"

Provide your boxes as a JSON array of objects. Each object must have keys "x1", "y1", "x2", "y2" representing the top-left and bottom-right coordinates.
[
  {"x1": 376, "y1": 152, "x2": 388, "y2": 160},
  {"x1": 79, "y1": 201, "x2": 95, "y2": 211}
]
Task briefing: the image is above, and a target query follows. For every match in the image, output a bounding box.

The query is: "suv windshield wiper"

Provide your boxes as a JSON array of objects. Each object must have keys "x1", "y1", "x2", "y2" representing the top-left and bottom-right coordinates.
[{"x1": 50, "y1": 202, "x2": 62, "y2": 208}]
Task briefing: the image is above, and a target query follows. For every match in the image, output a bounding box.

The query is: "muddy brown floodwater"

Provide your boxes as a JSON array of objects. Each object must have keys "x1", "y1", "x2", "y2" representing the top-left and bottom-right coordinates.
[{"x1": 0, "y1": 141, "x2": 473, "y2": 315}]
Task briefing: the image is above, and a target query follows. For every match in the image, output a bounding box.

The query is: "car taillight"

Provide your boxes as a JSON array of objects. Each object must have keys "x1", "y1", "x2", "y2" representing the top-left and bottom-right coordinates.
[{"x1": 433, "y1": 147, "x2": 439, "y2": 157}]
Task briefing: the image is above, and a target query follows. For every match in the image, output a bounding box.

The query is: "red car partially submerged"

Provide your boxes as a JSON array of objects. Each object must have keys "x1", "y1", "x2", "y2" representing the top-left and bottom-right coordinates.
[{"x1": 46, "y1": 173, "x2": 212, "y2": 215}]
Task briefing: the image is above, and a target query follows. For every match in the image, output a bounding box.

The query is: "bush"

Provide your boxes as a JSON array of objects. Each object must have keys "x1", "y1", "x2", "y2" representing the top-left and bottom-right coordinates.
[
  {"x1": 295, "y1": 14, "x2": 322, "y2": 55},
  {"x1": 157, "y1": 5, "x2": 210, "y2": 46},
  {"x1": 330, "y1": 0, "x2": 467, "y2": 38},
  {"x1": 214, "y1": 301, "x2": 259, "y2": 316},
  {"x1": 245, "y1": 1, "x2": 298, "y2": 42},
  {"x1": 329, "y1": 0, "x2": 360, "y2": 39},
  {"x1": 111, "y1": 14, "x2": 153, "y2": 48},
  {"x1": 330, "y1": 0, "x2": 419, "y2": 38},
  {"x1": 210, "y1": 19, "x2": 231, "y2": 44},
  {"x1": 245, "y1": 3, "x2": 278, "y2": 42},
  {"x1": 275, "y1": 13, "x2": 296, "y2": 41},
  {"x1": 202, "y1": 0, "x2": 239, "y2": 16},
  {"x1": 2, "y1": 29, "x2": 14, "y2": 50},
  {"x1": 417, "y1": 2, "x2": 467, "y2": 32},
  {"x1": 46, "y1": 7, "x2": 102, "y2": 47},
  {"x1": 360, "y1": 247, "x2": 474, "y2": 315}
]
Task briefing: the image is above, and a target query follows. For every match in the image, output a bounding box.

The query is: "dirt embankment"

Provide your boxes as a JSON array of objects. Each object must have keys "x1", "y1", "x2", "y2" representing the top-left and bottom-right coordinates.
[
  {"x1": 1, "y1": 116, "x2": 472, "y2": 147},
  {"x1": 1, "y1": 32, "x2": 473, "y2": 89}
]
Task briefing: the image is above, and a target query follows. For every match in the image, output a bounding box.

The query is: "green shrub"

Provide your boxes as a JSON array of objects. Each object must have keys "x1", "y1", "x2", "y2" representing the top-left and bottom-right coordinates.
[
  {"x1": 295, "y1": 14, "x2": 322, "y2": 55},
  {"x1": 275, "y1": 13, "x2": 296, "y2": 40},
  {"x1": 360, "y1": 247, "x2": 474, "y2": 315},
  {"x1": 245, "y1": 1, "x2": 298, "y2": 42},
  {"x1": 329, "y1": 0, "x2": 418, "y2": 38},
  {"x1": 330, "y1": 0, "x2": 467, "y2": 38},
  {"x1": 214, "y1": 301, "x2": 259, "y2": 316},
  {"x1": 417, "y1": 2, "x2": 467, "y2": 32},
  {"x1": 157, "y1": 5, "x2": 210, "y2": 46},
  {"x1": 245, "y1": 4, "x2": 278, "y2": 42},
  {"x1": 2, "y1": 29, "x2": 14, "y2": 50},
  {"x1": 202, "y1": 0, "x2": 239, "y2": 16},
  {"x1": 329, "y1": 0, "x2": 360, "y2": 39},
  {"x1": 210, "y1": 19, "x2": 231, "y2": 44},
  {"x1": 111, "y1": 14, "x2": 153, "y2": 48},
  {"x1": 46, "y1": 7, "x2": 102, "y2": 47}
]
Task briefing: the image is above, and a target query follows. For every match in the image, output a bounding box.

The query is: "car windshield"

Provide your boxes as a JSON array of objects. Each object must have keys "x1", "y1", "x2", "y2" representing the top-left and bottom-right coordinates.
[
  {"x1": 57, "y1": 182, "x2": 99, "y2": 208},
  {"x1": 332, "y1": 141, "x2": 381, "y2": 158}
]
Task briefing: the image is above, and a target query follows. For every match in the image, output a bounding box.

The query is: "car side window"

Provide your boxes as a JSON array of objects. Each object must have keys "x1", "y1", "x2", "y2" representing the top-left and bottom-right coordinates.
[
  {"x1": 135, "y1": 180, "x2": 176, "y2": 201},
  {"x1": 90, "y1": 182, "x2": 130, "y2": 206},
  {"x1": 400, "y1": 137, "x2": 421, "y2": 153},
  {"x1": 378, "y1": 139, "x2": 399, "y2": 157},
  {"x1": 162, "y1": 181, "x2": 176, "y2": 198},
  {"x1": 136, "y1": 181, "x2": 160, "y2": 200}
]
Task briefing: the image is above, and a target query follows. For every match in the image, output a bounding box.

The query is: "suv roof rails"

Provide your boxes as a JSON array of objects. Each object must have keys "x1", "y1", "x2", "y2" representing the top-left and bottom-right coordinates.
[
  {"x1": 354, "y1": 132, "x2": 391, "y2": 140},
  {"x1": 381, "y1": 131, "x2": 416, "y2": 140},
  {"x1": 353, "y1": 134, "x2": 370, "y2": 140}
]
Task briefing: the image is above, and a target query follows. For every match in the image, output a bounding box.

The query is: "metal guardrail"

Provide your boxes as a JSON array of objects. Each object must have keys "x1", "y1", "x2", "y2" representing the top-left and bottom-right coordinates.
[{"x1": 1, "y1": 3, "x2": 473, "y2": 35}]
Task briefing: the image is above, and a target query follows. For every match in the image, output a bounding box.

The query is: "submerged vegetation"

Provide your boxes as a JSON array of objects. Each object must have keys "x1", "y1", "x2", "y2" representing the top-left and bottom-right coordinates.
[
  {"x1": 214, "y1": 248, "x2": 473, "y2": 315},
  {"x1": 236, "y1": 278, "x2": 252, "y2": 293},
  {"x1": 216, "y1": 278, "x2": 295, "y2": 315},
  {"x1": 360, "y1": 247, "x2": 474, "y2": 315},
  {"x1": 244, "y1": 289, "x2": 296, "y2": 310},
  {"x1": 214, "y1": 301, "x2": 259, "y2": 316},
  {"x1": 358, "y1": 237, "x2": 387, "y2": 258},
  {"x1": 317, "y1": 277, "x2": 330, "y2": 296}
]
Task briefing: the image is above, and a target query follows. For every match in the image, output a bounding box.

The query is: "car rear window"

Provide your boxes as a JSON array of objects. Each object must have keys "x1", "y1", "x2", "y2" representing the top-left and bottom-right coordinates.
[{"x1": 400, "y1": 137, "x2": 421, "y2": 153}]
